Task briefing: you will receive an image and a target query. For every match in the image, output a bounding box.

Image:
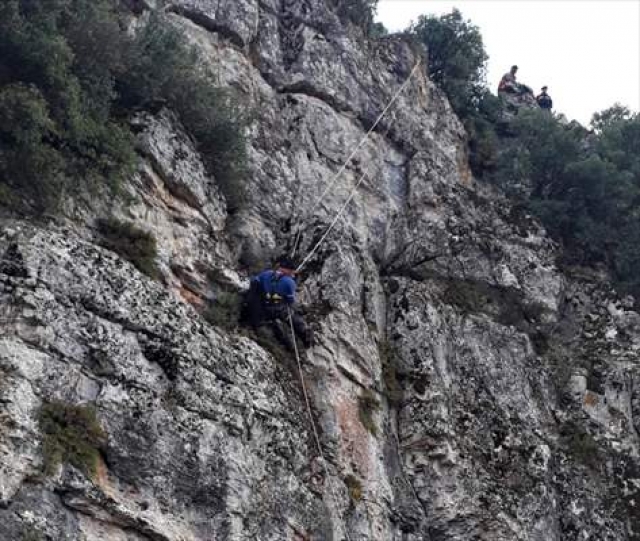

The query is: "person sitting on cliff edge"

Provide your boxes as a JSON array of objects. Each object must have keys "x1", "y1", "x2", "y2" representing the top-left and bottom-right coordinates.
[
  {"x1": 498, "y1": 65, "x2": 533, "y2": 97},
  {"x1": 241, "y1": 256, "x2": 313, "y2": 351},
  {"x1": 498, "y1": 65, "x2": 519, "y2": 95}
]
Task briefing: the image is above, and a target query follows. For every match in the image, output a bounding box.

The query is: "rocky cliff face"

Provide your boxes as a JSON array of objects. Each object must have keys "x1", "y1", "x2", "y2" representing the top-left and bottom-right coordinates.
[{"x1": 2, "y1": 1, "x2": 640, "y2": 540}]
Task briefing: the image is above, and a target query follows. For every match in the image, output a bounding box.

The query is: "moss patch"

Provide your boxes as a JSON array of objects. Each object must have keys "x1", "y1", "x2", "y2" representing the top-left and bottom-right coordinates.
[
  {"x1": 203, "y1": 290, "x2": 243, "y2": 330},
  {"x1": 560, "y1": 420, "x2": 601, "y2": 471},
  {"x1": 96, "y1": 218, "x2": 158, "y2": 278},
  {"x1": 379, "y1": 340, "x2": 403, "y2": 406},
  {"x1": 358, "y1": 389, "x2": 380, "y2": 436},
  {"x1": 21, "y1": 526, "x2": 43, "y2": 541},
  {"x1": 344, "y1": 474, "x2": 363, "y2": 502},
  {"x1": 39, "y1": 401, "x2": 106, "y2": 478}
]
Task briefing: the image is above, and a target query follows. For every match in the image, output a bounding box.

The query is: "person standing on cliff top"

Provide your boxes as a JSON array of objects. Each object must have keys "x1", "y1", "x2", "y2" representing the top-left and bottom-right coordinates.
[{"x1": 536, "y1": 86, "x2": 553, "y2": 110}]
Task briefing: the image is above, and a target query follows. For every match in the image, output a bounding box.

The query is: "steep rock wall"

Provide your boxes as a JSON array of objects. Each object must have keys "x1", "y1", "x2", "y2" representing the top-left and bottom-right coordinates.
[{"x1": 1, "y1": 1, "x2": 640, "y2": 540}]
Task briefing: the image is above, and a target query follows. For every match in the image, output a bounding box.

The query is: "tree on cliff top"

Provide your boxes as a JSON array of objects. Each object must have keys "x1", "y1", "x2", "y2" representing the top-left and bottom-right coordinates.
[
  {"x1": 412, "y1": 9, "x2": 488, "y2": 118},
  {"x1": 411, "y1": 9, "x2": 501, "y2": 176},
  {"x1": 331, "y1": 0, "x2": 385, "y2": 36},
  {"x1": 410, "y1": 8, "x2": 640, "y2": 300}
]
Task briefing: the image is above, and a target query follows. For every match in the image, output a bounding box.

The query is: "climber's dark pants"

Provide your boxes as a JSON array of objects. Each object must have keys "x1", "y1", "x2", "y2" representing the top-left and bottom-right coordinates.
[
  {"x1": 242, "y1": 281, "x2": 309, "y2": 349},
  {"x1": 267, "y1": 308, "x2": 308, "y2": 350}
]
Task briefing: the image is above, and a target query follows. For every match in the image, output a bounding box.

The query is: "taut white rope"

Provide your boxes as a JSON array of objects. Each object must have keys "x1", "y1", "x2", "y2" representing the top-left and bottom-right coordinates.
[
  {"x1": 291, "y1": 61, "x2": 421, "y2": 257},
  {"x1": 295, "y1": 170, "x2": 368, "y2": 274}
]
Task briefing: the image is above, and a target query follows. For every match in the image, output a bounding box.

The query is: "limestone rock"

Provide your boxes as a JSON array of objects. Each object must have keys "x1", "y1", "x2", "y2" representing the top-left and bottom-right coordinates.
[{"x1": 1, "y1": 1, "x2": 639, "y2": 540}]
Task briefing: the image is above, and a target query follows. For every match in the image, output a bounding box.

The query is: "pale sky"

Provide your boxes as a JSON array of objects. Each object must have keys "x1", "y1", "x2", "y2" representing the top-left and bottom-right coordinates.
[{"x1": 377, "y1": 0, "x2": 640, "y2": 126}]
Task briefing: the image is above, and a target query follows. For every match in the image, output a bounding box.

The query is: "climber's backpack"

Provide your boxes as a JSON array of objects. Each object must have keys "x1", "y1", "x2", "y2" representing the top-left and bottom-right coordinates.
[{"x1": 262, "y1": 271, "x2": 285, "y2": 307}]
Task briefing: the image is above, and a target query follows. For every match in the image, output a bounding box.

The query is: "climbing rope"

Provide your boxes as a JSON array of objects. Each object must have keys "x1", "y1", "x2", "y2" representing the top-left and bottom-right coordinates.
[
  {"x1": 295, "y1": 169, "x2": 367, "y2": 273},
  {"x1": 288, "y1": 308, "x2": 352, "y2": 541},
  {"x1": 291, "y1": 60, "x2": 422, "y2": 258},
  {"x1": 284, "y1": 59, "x2": 425, "y2": 540}
]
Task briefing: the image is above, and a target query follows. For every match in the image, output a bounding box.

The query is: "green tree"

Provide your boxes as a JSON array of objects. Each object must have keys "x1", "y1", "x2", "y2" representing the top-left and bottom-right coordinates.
[
  {"x1": 332, "y1": 0, "x2": 381, "y2": 35},
  {"x1": 493, "y1": 106, "x2": 640, "y2": 297},
  {"x1": 411, "y1": 10, "x2": 501, "y2": 176},
  {"x1": 0, "y1": 84, "x2": 64, "y2": 210},
  {"x1": 0, "y1": 0, "x2": 134, "y2": 212},
  {"x1": 412, "y1": 9, "x2": 488, "y2": 117},
  {"x1": 590, "y1": 103, "x2": 633, "y2": 133},
  {"x1": 408, "y1": 8, "x2": 640, "y2": 300},
  {"x1": 0, "y1": 1, "x2": 247, "y2": 215},
  {"x1": 119, "y1": 15, "x2": 249, "y2": 212}
]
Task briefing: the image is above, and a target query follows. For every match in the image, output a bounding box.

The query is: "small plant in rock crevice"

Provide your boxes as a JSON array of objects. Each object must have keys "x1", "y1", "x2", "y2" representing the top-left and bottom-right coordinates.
[
  {"x1": 39, "y1": 400, "x2": 107, "y2": 478},
  {"x1": 379, "y1": 340, "x2": 403, "y2": 406},
  {"x1": 20, "y1": 526, "x2": 43, "y2": 541},
  {"x1": 344, "y1": 474, "x2": 363, "y2": 502},
  {"x1": 358, "y1": 388, "x2": 380, "y2": 436},
  {"x1": 560, "y1": 420, "x2": 601, "y2": 471},
  {"x1": 202, "y1": 268, "x2": 244, "y2": 330},
  {"x1": 203, "y1": 290, "x2": 243, "y2": 330},
  {"x1": 96, "y1": 217, "x2": 158, "y2": 278}
]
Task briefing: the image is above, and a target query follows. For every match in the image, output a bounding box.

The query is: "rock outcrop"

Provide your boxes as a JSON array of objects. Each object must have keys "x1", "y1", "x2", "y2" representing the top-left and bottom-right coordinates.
[{"x1": 1, "y1": 1, "x2": 639, "y2": 540}]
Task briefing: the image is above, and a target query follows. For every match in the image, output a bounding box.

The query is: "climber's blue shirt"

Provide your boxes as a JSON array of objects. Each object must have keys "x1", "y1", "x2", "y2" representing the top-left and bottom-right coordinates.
[{"x1": 255, "y1": 270, "x2": 296, "y2": 305}]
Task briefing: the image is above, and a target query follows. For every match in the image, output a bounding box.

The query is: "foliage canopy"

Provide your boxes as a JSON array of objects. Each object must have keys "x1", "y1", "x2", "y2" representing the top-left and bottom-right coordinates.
[
  {"x1": 0, "y1": 0, "x2": 247, "y2": 214},
  {"x1": 412, "y1": 9, "x2": 488, "y2": 118},
  {"x1": 493, "y1": 108, "x2": 640, "y2": 297},
  {"x1": 410, "y1": 8, "x2": 640, "y2": 300}
]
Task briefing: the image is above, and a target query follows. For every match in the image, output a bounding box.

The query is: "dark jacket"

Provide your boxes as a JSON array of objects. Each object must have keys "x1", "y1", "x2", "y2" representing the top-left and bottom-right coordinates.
[{"x1": 536, "y1": 92, "x2": 553, "y2": 110}]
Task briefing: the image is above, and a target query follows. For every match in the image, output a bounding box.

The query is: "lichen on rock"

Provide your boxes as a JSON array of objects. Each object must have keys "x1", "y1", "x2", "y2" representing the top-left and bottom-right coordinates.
[{"x1": 1, "y1": 1, "x2": 639, "y2": 540}]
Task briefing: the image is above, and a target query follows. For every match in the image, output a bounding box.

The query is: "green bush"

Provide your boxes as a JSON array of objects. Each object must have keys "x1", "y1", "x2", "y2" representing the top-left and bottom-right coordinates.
[
  {"x1": 331, "y1": 0, "x2": 381, "y2": 35},
  {"x1": 591, "y1": 103, "x2": 634, "y2": 133},
  {"x1": 39, "y1": 400, "x2": 106, "y2": 478},
  {"x1": 0, "y1": 183, "x2": 17, "y2": 207},
  {"x1": 358, "y1": 389, "x2": 380, "y2": 436},
  {"x1": 173, "y1": 85, "x2": 248, "y2": 212},
  {"x1": 465, "y1": 90, "x2": 504, "y2": 176},
  {"x1": 0, "y1": 1, "x2": 247, "y2": 215},
  {"x1": 411, "y1": 10, "x2": 505, "y2": 178},
  {"x1": 560, "y1": 421, "x2": 601, "y2": 471},
  {"x1": 120, "y1": 15, "x2": 248, "y2": 213},
  {"x1": 96, "y1": 218, "x2": 158, "y2": 278},
  {"x1": 442, "y1": 280, "x2": 487, "y2": 314},
  {"x1": 204, "y1": 290, "x2": 242, "y2": 330},
  {"x1": 379, "y1": 340, "x2": 402, "y2": 406},
  {"x1": 0, "y1": 0, "x2": 135, "y2": 213}
]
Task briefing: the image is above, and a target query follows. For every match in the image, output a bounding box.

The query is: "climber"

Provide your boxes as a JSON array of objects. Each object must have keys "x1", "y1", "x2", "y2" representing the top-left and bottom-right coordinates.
[
  {"x1": 498, "y1": 65, "x2": 519, "y2": 95},
  {"x1": 242, "y1": 257, "x2": 313, "y2": 351},
  {"x1": 536, "y1": 86, "x2": 553, "y2": 111}
]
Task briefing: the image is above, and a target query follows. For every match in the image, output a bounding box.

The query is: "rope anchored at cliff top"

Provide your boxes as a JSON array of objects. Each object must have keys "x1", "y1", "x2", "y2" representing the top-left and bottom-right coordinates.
[
  {"x1": 290, "y1": 60, "x2": 423, "y2": 268},
  {"x1": 286, "y1": 60, "x2": 424, "y2": 540}
]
